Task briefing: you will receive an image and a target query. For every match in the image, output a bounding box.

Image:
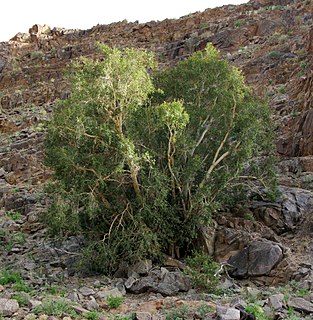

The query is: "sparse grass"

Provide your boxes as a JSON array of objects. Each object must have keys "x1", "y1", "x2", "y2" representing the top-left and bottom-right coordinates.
[
  {"x1": 268, "y1": 51, "x2": 280, "y2": 59},
  {"x1": 12, "y1": 292, "x2": 29, "y2": 306},
  {"x1": 85, "y1": 310, "x2": 101, "y2": 320},
  {"x1": 107, "y1": 295, "x2": 124, "y2": 309},
  {"x1": 234, "y1": 20, "x2": 242, "y2": 28},
  {"x1": 0, "y1": 269, "x2": 32, "y2": 293},
  {"x1": 196, "y1": 304, "x2": 214, "y2": 319},
  {"x1": 165, "y1": 305, "x2": 189, "y2": 320},
  {"x1": 31, "y1": 51, "x2": 45, "y2": 60},
  {"x1": 45, "y1": 284, "x2": 67, "y2": 296},
  {"x1": 244, "y1": 212, "x2": 255, "y2": 221},
  {"x1": 0, "y1": 269, "x2": 22, "y2": 285},
  {"x1": 278, "y1": 85, "x2": 286, "y2": 94},
  {"x1": 6, "y1": 210, "x2": 22, "y2": 221},
  {"x1": 246, "y1": 303, "x2": 267, "y2": 320},
  {"x1": 33, "y1": 298, "x2": 77, "y2": 317}
]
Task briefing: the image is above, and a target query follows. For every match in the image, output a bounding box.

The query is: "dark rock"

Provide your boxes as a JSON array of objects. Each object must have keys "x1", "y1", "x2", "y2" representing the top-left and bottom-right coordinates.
[
  {"x1": 228, "y1": 239, "x2": 283, "y2": 278},
  {"x1": 252, "y1": 186, "x2": 313, "y2": 234},
  {"x1": 288, "y1": 297, "x2": 313, "y2": 313},
  {"x1": 127, "y1": 276, "x2": 156, "y2": 294}
]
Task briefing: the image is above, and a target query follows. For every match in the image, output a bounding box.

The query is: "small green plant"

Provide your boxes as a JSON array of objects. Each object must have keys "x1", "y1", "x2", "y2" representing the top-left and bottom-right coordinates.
[
  {"x1": 200, "y1": 22, "x2": 209, "y2": 29},
  {"x1": 14, "y1": 280, "x2": 32, "y2": 293},
  {"x1": 234, "y1": 20, "x2": 242, "y2": 28},
  {"x1": 31, "y1": 51, "x2": 45, "y2": 60},
  {"x1": 244, "y1": 212, "x2": 255, "y2": 221},
  {"x1": 0, "y1": 269, "x2": 22, "y2": 285},
  {"x1": 196, "y1": 304, "x2": 214, "y2": 319},
  {"x1": 287, "y1": 306, "x2": 301, "y2": 320},
  {"x1": 12, "y1": 293, "x2": 29, "y2": 306},
  {"x1": 185, "y1": 251, "x2": 220, "y2": 293},
  {"x1": 33, "y1": 298, "x2": 77, "y2": 317},
  {"x1": 6, "y1": 210, "x2": 22, "y2": 221},
  {"x1": 245, "y1": 304, "x2": 267, "y2": 320},
  {"x1": 107, "y1": 295, "x2": 124, "y2": 309},
  {"x1": 268, "y1": 51, "x2": 280, "y2": 59},
  {"x1": 290, "y1": 111, "x2": 301, "y2": 118},
  {"x1": 278, "y1": 85, "x2": 286, "y2": 94},
  {"x1": 0, "y1": 269, "x2": 31, "y2": 292},
  {"x1": 165, "y1": 305, "x2": 189, "y2": 320},
  {"x1": 45, "y1": 284, "x2": 67, "y2": 296},
  {"x1": 85, "y1": 310, "x2": 101, "y2": 320}
]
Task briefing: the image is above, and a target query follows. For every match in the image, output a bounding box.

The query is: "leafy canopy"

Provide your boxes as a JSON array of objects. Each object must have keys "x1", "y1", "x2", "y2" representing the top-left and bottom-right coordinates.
[{"x1": 44, "y1": 43, "x2": 274, "y2": 273}]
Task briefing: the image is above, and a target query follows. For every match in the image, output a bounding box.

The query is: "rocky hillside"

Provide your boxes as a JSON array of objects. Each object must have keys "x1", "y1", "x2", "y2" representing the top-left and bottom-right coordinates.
[{"x1": 0, "y1": 0, "x2": 312, "y2": 319}]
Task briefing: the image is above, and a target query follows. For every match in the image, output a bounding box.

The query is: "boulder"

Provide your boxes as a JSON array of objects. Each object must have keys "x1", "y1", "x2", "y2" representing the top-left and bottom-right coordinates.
[
  {"x1": 228, "y1": 239, "x2": 283, "y2": 278},
  {"x1": 126, "y1": 269, "x2": 191, "y2": 296},
  {"x1": 252, "y1": 186, "x2": 313, "y2": 234},
  {"x1": 0, "y1": 298, "x2": 19, "y2": 317},
  {"x1": 288, "y1": 298, "x2": 313, "y2": 314},
  {"x1": 268, "y1": 293, "x2": 285, "y2": 310}
]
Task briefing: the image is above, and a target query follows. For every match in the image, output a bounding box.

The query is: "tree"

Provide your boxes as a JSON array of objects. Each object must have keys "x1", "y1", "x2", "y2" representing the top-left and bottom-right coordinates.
[{"x1": 44, "y1": 43, "x2": 275, "y2": 273}]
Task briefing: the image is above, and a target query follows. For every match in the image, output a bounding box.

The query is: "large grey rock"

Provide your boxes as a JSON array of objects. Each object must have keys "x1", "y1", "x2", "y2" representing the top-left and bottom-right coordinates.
[
  {"x1": 216, "y1": 305, "x2": 240, "y2": 320},
  {"x1": 126, "y1": 269, "x2": 191, "y2": 296},
  {"x1": 228, "y1": 239, "x2": 283, "y2": 278},
  {"x1": 288, "y1": 298, "x2": 313, "y2": 313},
  {"x1": 252, "y1": 186, "x2": 313, "y2": 234},
  {"x1": 127, "y1": 276, "x2": 156, "y2": 294},
  {"x1": 78, "y1": 286, "x2": 95, "y2": 296},
  {"x1": 268, "y1": 293, "x2": 285, "y2": 310},
  {"x1": 0, "y1": 298, "x2": 19, "y2": 317}
]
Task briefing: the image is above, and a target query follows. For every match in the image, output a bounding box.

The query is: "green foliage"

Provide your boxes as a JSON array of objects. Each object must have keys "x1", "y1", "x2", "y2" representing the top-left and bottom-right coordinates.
[
  {"x1": 185, "y1": 251, "x2": 220, "y2": 292},
  {"x1": 245, "y1": 304, "x2": 267, "y2": 320},
  {"x1": 44, "y1": 43, "x2": 275, "y2": 273},
  {"x1": 0, "y1": 269, "x2": 22, "y2": 285},
  {"x1": 196, "y1": 304, "x2": 214, "y2": 319},
  {"x1": 0, "y1": 269, "x2": 32, "y2": 292},
  {"x1": 107, "y1": 295, "x2": 124, "y2": 309},
  {"x1": 165, "y1": 305, "x2": 189, "y2": 320},
  {"x1": 234, "y1": 20, "x2": 242, "y2": 28},
  {"x1": 85, "y1": 310, "x2": 101, "y2": 320},
  {"x1": 12, "y1": 293, "x2": 29, "y2": 307},
  {"x1": 6, "y1": 210, "x2": 22, "y2": 221},
  {"x1": 33, "y1": 298, "x2": 77, "y2": 317}
]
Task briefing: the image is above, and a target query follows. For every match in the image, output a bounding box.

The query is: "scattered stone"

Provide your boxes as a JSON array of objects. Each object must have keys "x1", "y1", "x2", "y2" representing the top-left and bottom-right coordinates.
[
  {"x1": 71, "y1": 305, "x2": 89, "y2": 314},
  {"x1": 29, "y1": 299, "x2": 42, "y2": 309},
  {"x1": 97, "y1": 287, "x2": 123, "y2": 299},
  {"x1": 216, "y1": 305, "x2": 240, "y2": 320},
  {"x1": 0, "y1": 298, "x2": 19, "y2": 317},
  {"x1": 288, "y1": 297, "x2": 313, "y2": 313},
  {"x1": 78, "y1": 286, "x2": 95, "y2": 296},
  {"x1": 67, "y1": 291, "x2": 80, "y2": 303},
  {"x1": 85, "y1": 296, "x2": 99, "y2": 311},
  {"x1": 136, "y1": 312, "x2": 152, "y2": 320},
  {"x1": 268, "y1": 293, "x2": 285, "y2": 310}
]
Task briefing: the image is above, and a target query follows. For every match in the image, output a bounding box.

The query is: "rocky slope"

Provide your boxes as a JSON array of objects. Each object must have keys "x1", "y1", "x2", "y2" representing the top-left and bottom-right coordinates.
[{"x1": 0, "y1": 0, "x2": 313, "y2": 319}]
